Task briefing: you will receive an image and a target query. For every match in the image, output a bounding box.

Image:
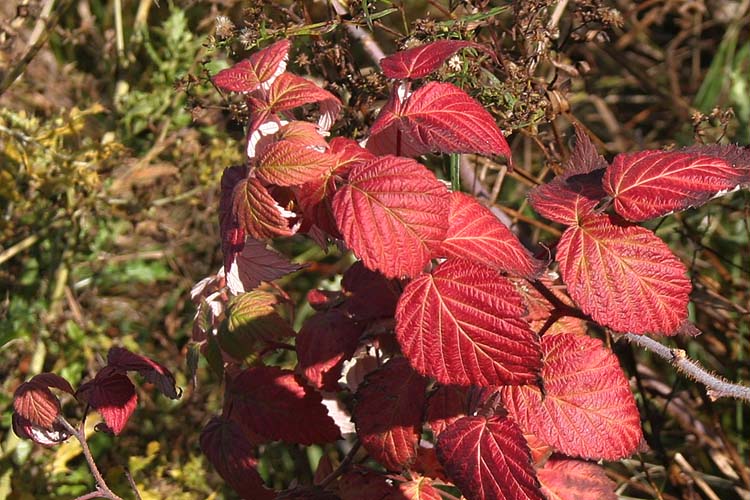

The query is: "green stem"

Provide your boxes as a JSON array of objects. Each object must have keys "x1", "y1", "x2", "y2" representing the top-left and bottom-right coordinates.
[{"x1": 450, "y1": 154, "x2": 461, "y2": 192}]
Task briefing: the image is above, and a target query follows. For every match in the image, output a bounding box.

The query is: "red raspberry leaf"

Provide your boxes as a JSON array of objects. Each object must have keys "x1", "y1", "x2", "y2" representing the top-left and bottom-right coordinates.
[
  {"x1": 225, "y1": 366, "x2": 341, "y2": 444},
  {"x1": 296, "y1": 309, "x2": 365, "y2": 391},
  {"x1": 12, "y1": 413, "x2": 71, "y2": 446},
  {"x1": 200, "y1": 416, "x2": 274, "y2": 500},
  {"x1": 232, "y1": 176, "x2": 297, "y2": 240},
  {"x1": 226, "y1": 237, "x2": 301, "y2": 292},
  {"x1": 77, "y1": 367, "x2": 137, "y2": 435},
  {"x1": 256, "y1": 140, "x2": 337, "y2": 187},
  {"x1": 527, "y1": 169, "x2": 606, "y2": 226},
  {"x1": 353, "y1": 358, "x2": 428, "y2": 471},
  {"x1": 438, "y1": 192, "x2": 543, "y2": 278},
  {"x1": 332, "y1": 155, "x2": 449, "y2": 278},
  {"x1": 107, "y1": 347, "x2": 180, "y2": 399},
  {"x1": 219, "y1": 291, "x2": 295, "y2": 360},
  {"x1": 341, "y1": 261, "x2": 401, "y2": 321},
  {"x1": 266, "y1": 72, "x2": 340, "y2": 115},
  {"x1": 425, "y1": 385, "x2": 469, "y2": 437},
  {"x1": 380, "y1": 40, "x2": 479, "y2": 79},
  {"x1": 538, "y1": 457, "x2": 618, "y2": 500},
  {"x1": 396, "y1": 259, "x2": 541, "y2": 386},
  {"x1": 557, "y1": 212, "x2": 691, "y2": 334},
  {"x1": 436, "y1": 415, "x2": 544, "y2": 500},
  {"x1": 13, "y1": 379, "x2": 64, "y2": 429},
  {"x1": 604, "y1": 150, "x2": 745, "y2": 221},
  {"x1": 338, "y1": 469, "x2": 401, "y2": 499},
  {"x1": 398, "y1": 476, "x2": 443, "y2": 500},
  {"x1": 500, "y1": 333, "x2": 643, "y2": 460},
  {"x1": 213, "y1": 39, "x2": 290, "y2": 93},
  {"x1": 369, "y1": 82, "x2": 511, "y2": 158}
]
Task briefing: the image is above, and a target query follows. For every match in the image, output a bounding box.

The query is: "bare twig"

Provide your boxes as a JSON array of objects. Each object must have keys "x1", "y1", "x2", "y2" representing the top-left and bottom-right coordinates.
[
  {"x1": 57, "y1": 416, "x2": 124, "y2": 500},
  {"x1": 624, "y1": 333, "x2": 750, "y2": 403},
  {"x1": 318, "y1": 440, "x2": 361, "y2": 489}
]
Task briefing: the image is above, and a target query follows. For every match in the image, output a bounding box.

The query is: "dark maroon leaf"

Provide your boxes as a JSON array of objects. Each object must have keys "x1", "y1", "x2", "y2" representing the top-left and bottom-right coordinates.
[
  {"x1": 12, "y1": 412, "x2": 71, "y2": 446},
  {"x1": 226, "y1": 366, "x2": 341, "y2": 444},
  {"x1": 296, "y1": 309, "x2": 365, "y2": 391},
  {"x1": 107, "y1": 347, "x2": 180, "y2": 399},
  {"x1": 200, "y1": 416, "x2": 274, "y2": 500},
  {"x1": 77, "y1": 367, "x2": 137, "y2": 435},
  {"x1": 342, "y1": 261, "x2": 401, "y2": 321},
  {"x1": 354, "y1": 358, "x2": 428, "y2": 471}
]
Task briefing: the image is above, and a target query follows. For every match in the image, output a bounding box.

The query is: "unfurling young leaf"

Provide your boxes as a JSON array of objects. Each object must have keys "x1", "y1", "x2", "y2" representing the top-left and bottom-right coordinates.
[{"x1": 396, "y1": 259, "x2": 541, "y2": 386}]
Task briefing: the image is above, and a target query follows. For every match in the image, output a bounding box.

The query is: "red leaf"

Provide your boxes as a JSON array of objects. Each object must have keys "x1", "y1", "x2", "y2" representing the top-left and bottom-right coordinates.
[
  {"x1": 278, "y1": 121, "x2": 330, "y2": 149},
  {"x1": 353, "y1": 358, "x2": 428, "y2": 471},
  {"x1": 213, "y1": 39, "x2": 290, "y2": 93},
  {"x1": 255, "y1": 140, "x2": 336, "y2": 187},
  {"x1": 436, "y1": 415, "x2": 544, "y2": 500},
  {"x1": 12, "y1": 413, "x2": 71, "y2": 446},
  {"x1": 200, "y1": 416, "x2": 274, "y2": 500},
  {"x1": 220, "y1": 165, "x2": 248, "y2": 269},
  {"x1": 332, "y1": 155, "x2": 449, "y2": 278},
  {"x1": 227, "y1": 237, "x2": 301, "y2": 293},
  {"x1": 232, "y1": 176, "x2": 297, "y2": 240},
  {"x1": 556, "y1": 212, "x2": 691, "y2": 334},
  {"x1": 107, "y1": 347, "x2": 180, "y2": 399},
  {"x1": 527, "y1": 170, "x2": 606, "y2": 225},
  {"x1": 338, "y1": 469, "x2": 401, "y2": 500},
  {"x1": 77, "y1": 367, "x2": 137, "y2": 435},
  {"x1": 564, "y1": 124, "x2": 609, "y2": 175},
  {"x1": 13, "y1": 376, "x2": 69, "y2": 429},
  {"x1": 381, "y1": 40, "x2": 479, "y2": 79},
  {"x1": 425, "y1": 385, "x2": 469, "y2": 437},
  {"x1": 368, "y1": 82, "x2": 511, "y2": 158},
  {"x1": 342, "y1": 261, "x2": 401, "y2": 321},
  {"x1": 538, "y1": 458, "x2": 617, "y2": 500},
  {"x1": 225, "y1": 366, "x2": 341, "y2": 444},
  {"x1": 276, "y1": 486, "x2": 341, "y2": 499},
  {"x1": 395, "y1": 259, "x2": 541, "y2": 386},
  {"x1": 603, "y1": 150, "x2": 745, "y2": 221},
  {"x1": 296, "y1": 309, "x2": 365, "y2": 391},
  {"x1": 500, "y1": 334, "x2": 643, "y2": 460},
  {"x1": 439, "y1": 192, "x2": 542, "y2": 278},
  {"x1": 365, "y1": 90, "x2": 430, "y2": 158},
  {"x1": 267, "y1": 72, "x2": 340, "y2": 114},
  {"x1": 399, "y1": 477, "x2": 443, "y2": 500},
  {"x1": 297, "y1": 138, "x2": 375, "y2": 238}
]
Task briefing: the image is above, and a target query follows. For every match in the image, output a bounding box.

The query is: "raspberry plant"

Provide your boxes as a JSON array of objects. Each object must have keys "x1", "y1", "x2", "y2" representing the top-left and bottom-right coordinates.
[{"x1": 13, "y1": 37, "x2": 750, "y2": 500}]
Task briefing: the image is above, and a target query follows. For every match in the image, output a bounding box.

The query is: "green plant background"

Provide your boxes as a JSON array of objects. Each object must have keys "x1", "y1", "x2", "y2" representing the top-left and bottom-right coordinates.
[{"x1": 1, "y1": 0, "x2": 748, "y2": 499}]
